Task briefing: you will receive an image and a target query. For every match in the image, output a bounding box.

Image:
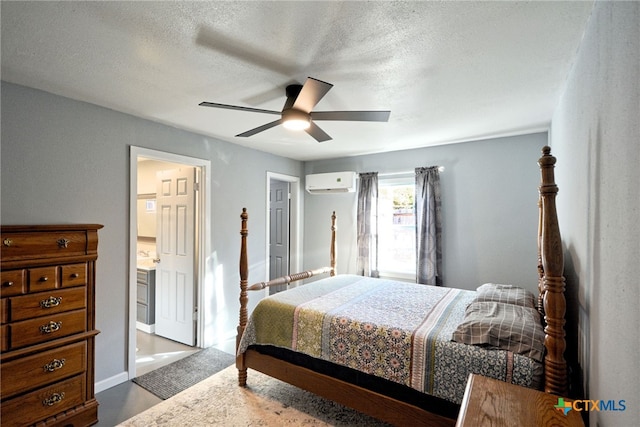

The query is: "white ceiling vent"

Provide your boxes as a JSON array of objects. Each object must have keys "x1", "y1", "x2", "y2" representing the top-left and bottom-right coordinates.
[{"x1": 305, "y1": 171, "x2": 357, "y2": 194}]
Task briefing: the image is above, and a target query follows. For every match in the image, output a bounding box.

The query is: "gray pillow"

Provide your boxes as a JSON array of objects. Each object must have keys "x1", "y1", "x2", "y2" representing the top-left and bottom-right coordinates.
[
  {"x1": 474, "y1": 283, "x2": 536, "y2": 309},
  {"x1": 452, "y1": 301, "x2": 545, "y2": 362}
]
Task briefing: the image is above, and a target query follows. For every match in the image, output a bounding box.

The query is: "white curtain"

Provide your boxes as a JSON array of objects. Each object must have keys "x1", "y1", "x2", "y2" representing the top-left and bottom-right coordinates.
[
  {"x1": 356, "y1": 172, "x2": 379, "y2": 277},
  {"x1": 415, "y1": 167, "x2": 442, "y2": 285}
]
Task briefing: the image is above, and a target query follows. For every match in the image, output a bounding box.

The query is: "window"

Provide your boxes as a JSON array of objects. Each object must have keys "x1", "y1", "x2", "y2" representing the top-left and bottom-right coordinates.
[{"x1": 378, "y1": 175, "x2": 415, "y2": 280}]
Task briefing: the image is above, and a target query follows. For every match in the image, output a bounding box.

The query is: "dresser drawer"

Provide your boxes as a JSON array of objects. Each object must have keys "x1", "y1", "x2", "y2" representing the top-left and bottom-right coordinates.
[
  {"x1": 8, "y1": 286, "x2": 86, "y2": 322},
  {"x1": 1, "y1": 269, "x2": 26, "y2": 297},
  {"x1": 28, "y1": 266, "x2": 59, "y2": 292},
  {"x1": 61, "y1": 263, "x2": 87, "y2": 287},
  {"x1": 0, "y1": 230, "x2": 90, "y2": 262},
  {"x1": 0, "y1": 374, "x2": 86, "y2": 427},
  {"x1": 1, "y1": 298, "x2": 8, "y2": 324},
  {"x1": 8, "y1": 309, "x2": 86, "y2": 350},
  {"x1": 1, "y1": 341, "x2": 87, "y2": 398},
  {"x1": 0, "y1": 324, "x2": 8, "y2": 352}
]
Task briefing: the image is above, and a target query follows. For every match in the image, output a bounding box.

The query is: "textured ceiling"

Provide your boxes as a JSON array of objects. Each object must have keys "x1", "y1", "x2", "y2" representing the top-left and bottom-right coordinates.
[{"x1": 1, "y1": 1, "x2": 594, "y2": 161}]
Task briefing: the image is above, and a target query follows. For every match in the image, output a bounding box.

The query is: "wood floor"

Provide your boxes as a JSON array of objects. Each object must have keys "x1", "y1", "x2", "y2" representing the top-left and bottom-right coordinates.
[{"x1": 95, "y1": 331, "x2": 235, "y2": 426}]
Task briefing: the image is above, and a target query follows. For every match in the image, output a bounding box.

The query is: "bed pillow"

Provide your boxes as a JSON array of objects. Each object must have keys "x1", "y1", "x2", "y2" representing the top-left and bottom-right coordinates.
[
  {"x1": 474, "y1": 283, "x2": 537, "y2": 309},
  {"x1": 451, "y1": 301, "x2": 545, "y2": 362}
]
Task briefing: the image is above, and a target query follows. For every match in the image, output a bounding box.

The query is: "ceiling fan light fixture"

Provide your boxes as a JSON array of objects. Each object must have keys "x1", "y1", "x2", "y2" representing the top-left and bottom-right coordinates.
[
  {"x1": 283, "y1": 119, "x2": 310, "y2": 131},
  {"x1": 199, "y1": 77, "x2": 390, "y2": 142},
  {"x1": 282, "y1": 109, "x2": 311, "y2": 131}
]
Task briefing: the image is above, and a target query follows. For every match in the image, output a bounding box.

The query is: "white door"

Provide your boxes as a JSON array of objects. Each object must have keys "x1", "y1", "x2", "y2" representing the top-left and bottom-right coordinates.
[
  {"x1": 155, "y1": 167, "x2": 196, "y2": 345},
  {"x1": 269, "y1": 180, "x2": 290, "y2": 295}
]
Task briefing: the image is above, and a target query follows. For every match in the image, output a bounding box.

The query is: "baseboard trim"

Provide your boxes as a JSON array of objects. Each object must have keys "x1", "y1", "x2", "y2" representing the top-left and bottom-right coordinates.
[
  {"x1": 95, "y1": 371, "x2": 130, "y2": 393},
  {"x1": 136, "y1": 322, "x2": 155, "y2": 334}
]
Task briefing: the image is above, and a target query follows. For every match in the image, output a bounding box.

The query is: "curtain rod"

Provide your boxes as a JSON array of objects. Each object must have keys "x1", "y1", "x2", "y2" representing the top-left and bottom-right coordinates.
[{"x1": 378, "y1": 166, "x2": 445, "y2": 177}]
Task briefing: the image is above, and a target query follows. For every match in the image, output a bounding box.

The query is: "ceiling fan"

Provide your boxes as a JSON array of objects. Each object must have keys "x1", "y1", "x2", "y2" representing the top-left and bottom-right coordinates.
[{"x1": 199, "y1": 77, "x2": 390, "y2": 142}]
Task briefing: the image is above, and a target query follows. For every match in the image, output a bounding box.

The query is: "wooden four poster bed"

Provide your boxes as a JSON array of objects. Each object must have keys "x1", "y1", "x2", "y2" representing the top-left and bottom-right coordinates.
[{"x1": 235, "y1": 146, "x2": 568, "y2": 426}]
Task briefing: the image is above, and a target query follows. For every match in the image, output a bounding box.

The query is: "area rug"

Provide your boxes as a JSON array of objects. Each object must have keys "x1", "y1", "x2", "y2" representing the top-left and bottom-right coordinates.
[
  {"x1": 132, "y1": 346, "x2": 235, "y2": 399},
  {"x1": 119, "y1": 365, "x2": 392, "y2": 426}
]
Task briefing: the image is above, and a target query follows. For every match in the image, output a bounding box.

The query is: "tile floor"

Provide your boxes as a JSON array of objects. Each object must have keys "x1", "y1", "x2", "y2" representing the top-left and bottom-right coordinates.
[
  {"x1": 134, "y1": 330, "x2": 200, "y2": 377},
  {"x1": 94, "y1": 331, "x2": 235, "y2": 426}
]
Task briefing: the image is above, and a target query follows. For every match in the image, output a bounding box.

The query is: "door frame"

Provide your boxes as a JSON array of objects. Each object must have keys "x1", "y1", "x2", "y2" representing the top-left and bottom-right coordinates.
[
  {"x1": 266, "y1": 172, "x2": 301, "y2": 283},
  {"x1": 128, "y1": 146, "x2": 211, "y2": 379}
]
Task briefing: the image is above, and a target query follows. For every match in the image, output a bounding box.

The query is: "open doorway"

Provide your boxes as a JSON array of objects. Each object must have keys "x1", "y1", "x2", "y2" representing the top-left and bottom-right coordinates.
[
  {"x1": 129, "y1": 147, "x2": 211, "y2": 379},
  {"x1": 266, "y1": 172, "x2": 301, "y2": 291}
]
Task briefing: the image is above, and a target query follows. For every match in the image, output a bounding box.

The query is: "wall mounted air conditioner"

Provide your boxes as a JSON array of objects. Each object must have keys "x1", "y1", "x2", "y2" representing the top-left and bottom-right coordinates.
[{"x1": 305, "y1": 171, "x2": 357, "y2": 194}]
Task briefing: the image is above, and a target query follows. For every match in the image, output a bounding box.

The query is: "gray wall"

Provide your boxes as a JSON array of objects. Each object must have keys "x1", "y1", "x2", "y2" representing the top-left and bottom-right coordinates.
[
  {"x1": 0, "y1": 82, "x2": 303, "y2": 385},
  {"x1": 550, "y1": 1, "x2": 639, "y2": 426},
  {"x1": 303, "y1": 133, "x2": 547, "y2": 294}
]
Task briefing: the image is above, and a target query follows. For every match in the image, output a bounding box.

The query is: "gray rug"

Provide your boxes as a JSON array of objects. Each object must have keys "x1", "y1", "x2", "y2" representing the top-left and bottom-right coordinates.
[{"x1": 132, "y1": 346, "x2": 235, "y2": 399}]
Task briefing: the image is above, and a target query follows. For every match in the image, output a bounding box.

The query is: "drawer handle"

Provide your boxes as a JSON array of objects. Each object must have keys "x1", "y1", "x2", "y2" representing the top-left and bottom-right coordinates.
[
  {"x1": 42, "y1": 392, "x2": 65, "y2": 407},
  {"x1": 40, "y1": 321, "x2": 63, "y2": 334},
  {"x1": 57, "y1": 238, "x2": 70, "y2": 248},
  {"x1": 43, "y1": 358, "x2": 66, "y2": 372},
  {"x1": 40, "y1": 296, "x2": 63, "y2": 309},
  {"x1": 3, "y1": 238, "x2": 12, "y2": 247},
  {"x1": 39, "y1": 276, "x2": 49, "y2": 282},
  {"x1": 2, "y1": 281, "x2": 14, "y2": 287},
  {"x1": 71, "y1": 273, "x2": 80, "y2": 278}
]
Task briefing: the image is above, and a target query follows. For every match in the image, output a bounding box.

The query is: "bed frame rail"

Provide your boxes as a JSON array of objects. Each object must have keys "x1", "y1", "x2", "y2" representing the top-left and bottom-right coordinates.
[{"x1": 248, "y1": 266, "x2": 334, "y2": 290}]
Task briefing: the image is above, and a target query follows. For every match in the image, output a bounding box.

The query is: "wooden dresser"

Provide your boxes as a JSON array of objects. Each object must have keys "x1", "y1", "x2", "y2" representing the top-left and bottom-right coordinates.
[
  {"x1": 456, "y1": 374, "x2": 585, "y2": 427},
  {"x1": 1, "y1": 224, "x2": 102, "y2": 427}
]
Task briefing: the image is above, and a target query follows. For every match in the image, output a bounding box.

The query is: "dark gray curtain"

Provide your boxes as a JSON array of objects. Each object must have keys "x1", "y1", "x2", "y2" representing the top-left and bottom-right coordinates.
[
  {"x1": 415, "y1": 167, "x2": 442, "y2": 285},
  {"x1": 356, "y1": 172, "x2": 379, "y2": 277}
]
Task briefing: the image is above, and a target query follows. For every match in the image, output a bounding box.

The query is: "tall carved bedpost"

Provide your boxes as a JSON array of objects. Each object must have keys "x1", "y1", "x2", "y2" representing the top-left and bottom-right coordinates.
[
  {"x1": 537, "y1": 197, "x2": 545, "y2": 315},
  {"x1": 538, "y1": 146, "x2": 568, "y2": 396},
  {"x1": 330, "y1": 211, "x2": 337, "y2": 276},
  {"x1": 237, "y1": 208, "x2": 249, "y2": 386}
]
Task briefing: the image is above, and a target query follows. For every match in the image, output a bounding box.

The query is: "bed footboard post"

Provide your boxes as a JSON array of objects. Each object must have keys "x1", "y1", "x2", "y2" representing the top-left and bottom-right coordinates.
[
  {"x1": 237, "y1": 208, "x2": 249, "y2": 386},
  {"x1": 330, "y1": 211, "x2": 337, "y2": 276},
  {"x1": 538, "y1": 147, "x2": 568, "y2": 396},
  {"x1": 537, "y1": 197, "x2": 545, "y2": 315}
]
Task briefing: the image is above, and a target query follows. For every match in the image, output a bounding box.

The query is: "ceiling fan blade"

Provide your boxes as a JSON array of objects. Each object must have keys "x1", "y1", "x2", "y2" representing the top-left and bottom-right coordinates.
[
  {"x1": 199, "y1": 102, "x2": 280, "y2": 115},
  {"x1": 292, "y1": 77, "x2": 333, "y2": 113},
  {"x1": 305, "y1": 121, "x2": 332, "y2": 143},
  {"x1": 236, "y1": 119, "x2": 283, "y2": 138},
  {"x1": 311, "y1": 110, "x2": 391, "y2": 122}
]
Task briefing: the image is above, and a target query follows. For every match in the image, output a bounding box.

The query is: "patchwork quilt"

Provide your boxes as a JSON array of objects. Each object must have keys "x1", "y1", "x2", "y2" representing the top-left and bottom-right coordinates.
[{"x1": 238, "y1": 274, "x2": 541, "y2": 404}]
